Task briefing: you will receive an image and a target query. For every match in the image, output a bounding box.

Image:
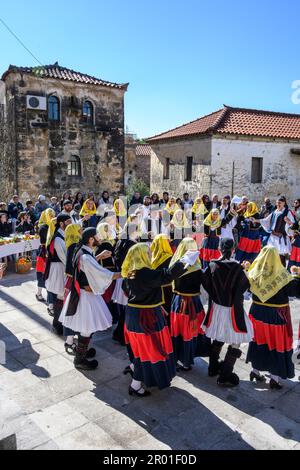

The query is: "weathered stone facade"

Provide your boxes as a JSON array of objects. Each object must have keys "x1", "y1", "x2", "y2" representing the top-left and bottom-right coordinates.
[
  {"x1": 124, "y1": 133, "x2": 151, "y2": 188},
  {"x1": 150, "y1": 136, "x2": 300, "y2": 203},
  {"x1": 0, "y1": 64, "x2": 128, "y2": 201},
  {"x1": 148, "y1": 106, "x2": 300, "y2": 203}
]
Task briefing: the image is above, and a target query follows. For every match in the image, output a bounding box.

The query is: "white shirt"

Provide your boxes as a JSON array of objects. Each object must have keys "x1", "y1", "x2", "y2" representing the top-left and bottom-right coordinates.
[{"x1": 80, "y1": 245, "x2": 114, "y2": 295}]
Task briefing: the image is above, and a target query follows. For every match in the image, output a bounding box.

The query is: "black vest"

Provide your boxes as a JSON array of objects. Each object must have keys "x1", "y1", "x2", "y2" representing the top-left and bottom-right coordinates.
[
  {"x1": 48, "y1": 231, "x2": 65, "y2": 263},
  {"x1": 77, "y1": 248, "x2": 94, "y2": 288},
  {"x1": 66, "y1": 248, "x2": 94, "y2": 316},
  {"x1": 44, "y1": 231, "x2": 65, "y2": 281},
  {"x1": 271, "y1": 207, "x2": 289, "y2": 235}
]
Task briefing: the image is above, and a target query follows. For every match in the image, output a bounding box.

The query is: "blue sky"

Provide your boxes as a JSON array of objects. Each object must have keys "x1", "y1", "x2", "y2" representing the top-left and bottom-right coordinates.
[{"x1": 1, "y1": 0, "x2": 300, "y2": 138}]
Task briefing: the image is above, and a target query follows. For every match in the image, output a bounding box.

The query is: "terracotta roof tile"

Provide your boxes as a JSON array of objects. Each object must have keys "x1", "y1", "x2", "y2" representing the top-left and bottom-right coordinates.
[
  {"x1": 147, "y1": 108, "x2": 225, "y2": 142},
  {"x1": 2, "y1": 63, "x2": 128, "y2": 90},
  {"x1": 147, "y1": 106, "x2": 300, "y2": 142},
  {"x1": 136, "y1": 144, "x2": 152, "y2": 156}
]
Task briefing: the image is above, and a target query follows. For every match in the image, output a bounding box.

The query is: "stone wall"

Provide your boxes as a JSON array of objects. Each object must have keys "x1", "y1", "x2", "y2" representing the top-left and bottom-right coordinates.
[
  {"x1": 149, "y1": 134, "x2": 300, "y2": 203},
  {"x1": 150, "y1": 137, "x2": 212, "y2": 197},
  {"x1": 211, "y1": 136, "x2": 300, "y2": 203},
  {"x1": 136, "y1": 153, "x2": 151, "y2": 187},
  {"x1": 1, "y1": 72, "x2": 126, "y2": 201},
  {"x1": 0, "y1": 80, "x2": 16, "y2": 201},
  {"x1": 124, "y1": 134, "x2": 137, "y2": 187},
  {"x1": 124, "y1": 134, "x2": 151, "y2": 189}
]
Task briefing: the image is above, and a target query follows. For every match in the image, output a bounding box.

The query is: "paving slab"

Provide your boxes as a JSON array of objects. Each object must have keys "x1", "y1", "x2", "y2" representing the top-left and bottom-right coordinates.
[{"x1": 1, "y1": 272, "x2": 300, "y2": 450}]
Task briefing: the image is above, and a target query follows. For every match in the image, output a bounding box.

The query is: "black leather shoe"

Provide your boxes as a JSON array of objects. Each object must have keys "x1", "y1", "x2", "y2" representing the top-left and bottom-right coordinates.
[
  {"x1": 250, "y1": 371, "x2": 266, "y2": 382},
  {"x1": 65, "y1": 343, "x2": 76, "y2": 356},
  {"x1": 208, "y1": 361, "x2": 224, "y2": 377},
  {"x1": 86, "y1": 347, "x2": 96, "y2": 359},
  {"x1": 217, "y1": 372, "x2": 240, "y2": 387},
  {"x1": 74, "y1": 358, "x2": 98, "y2": 370},
  {"x1": 269, "y1": 378, "x2": 282, "y2": 390},
  {"x1": 176, "y1": 364, "x2": 192, "y2": 372},
  {"x1": 123, "y1": 365, "x2": 133, "y2": 377},
  {"x1": 128, "y1": 386, "x2": 151, "y2": 397}
]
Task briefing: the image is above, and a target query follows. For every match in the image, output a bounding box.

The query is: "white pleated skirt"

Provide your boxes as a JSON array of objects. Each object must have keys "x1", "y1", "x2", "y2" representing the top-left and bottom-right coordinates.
[
  {"x1": 111, "y1": 278, "x2": 128, "y2": 306},
  {"x1": 203, "y1": 302, "x2": 254, "y2": 344},
  {"x1": 59, "y1": 290, "x2": 112, "y2": 336},
  {"x1": 267, "y1": 234, "x2": 292, "y2": 255},
  {"x1": 45, "y1": 263, "x2": 66, "y2": 298}
]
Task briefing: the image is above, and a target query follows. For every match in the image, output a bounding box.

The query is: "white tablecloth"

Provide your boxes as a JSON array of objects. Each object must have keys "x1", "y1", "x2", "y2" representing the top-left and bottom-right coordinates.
[{"x1": 0, "y1": 239, "x2": 40, "y2": 258}]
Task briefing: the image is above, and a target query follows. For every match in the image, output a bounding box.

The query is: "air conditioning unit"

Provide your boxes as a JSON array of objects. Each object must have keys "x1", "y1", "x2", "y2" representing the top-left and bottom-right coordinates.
[{"x1": 26, "y1": 95, "x2": 47, "y2": 110}]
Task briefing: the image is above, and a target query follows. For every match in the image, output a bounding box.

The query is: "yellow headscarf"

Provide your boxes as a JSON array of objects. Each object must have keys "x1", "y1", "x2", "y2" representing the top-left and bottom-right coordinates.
[
  {"x1": 192, "y1": 198, "x2": 209, "y2": 216},
  {"x1": 113, "y1": 198, "x2": 127, "y2": 217},
  {"x1": 80, "y1": 199, "x2": 97, "y2": 217},
  {"x1": 46, "y1": 217, "x2": 57, "y2": 247},
  {"x1": 172, "y1": 209, "x2": 190, "y2": 229},
  {"x1": 38, "y1": 208, "x2": 55, "y2": 227},
  {"x1": 170, "y1": 237, "x2": 201, "y2": 276},
  {"x1": 165, "y1": 199, "x2": 180, "y2": 216},
  {"x1": 150, "y1": 234, "x2": 173, "y2": 270},
  {"x1": 121, "y1": 243, "x2": 152, "y2": 278},
  {"x1": 96, "y1": 222, "x2": 115, "y2": 246},
  {"x1": 204, "y1": 209, "x2": 222, "y2": 230},
  {"x1": 248, "y1": 246, "x2": 292, "y2": 303},
  {"x1": 65, "y1": 224, "x2": 81, "y2": 249},
  {"x1": 244, "y1": 202, "x2": 259, "y2": 219}
]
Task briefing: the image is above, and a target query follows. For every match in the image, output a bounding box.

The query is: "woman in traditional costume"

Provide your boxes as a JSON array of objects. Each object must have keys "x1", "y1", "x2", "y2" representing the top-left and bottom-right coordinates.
[
  {"x1": 122, "y1": 243, "x2": 191, "y2": 396},
  {"x1": 200, "y1": 208, "x2": 234, "y2": 269},
  {"x1": 169, "y1": 208, "x2": 192, "y2": 251},
  {"x1": 80, "y1": 199, "x2": 98, "y2": 228},
  {"x1": 246, "y1": 246, "x2": 295, "y2": 389},
  {"x1": 161, "y1": 197, "x2": 180, "y2": 236},
  {"x1": 35, "y1": 208, "x2": 55, "y2": 302},
  {"x1": 150, "y1": 234, "x2": 174, "y2": 319},
  {"x1": 285, "y1": 216, "x2": 300, "y2": 298},
  {"x1": 113, "y1": 198, "x2": 127, "y2": 235},
  {"x1": 201, "y1": 238, "x2": 254, "y2": 386},
  {"x1": 259, "y1": 196, "x2": 295, "y2": 266},
  {"x1": 170, "y1": 238, "x2": 211, "y2": 371},
  {"x1": 235, "y1": 202, "x2": 262, "y2": 263}
]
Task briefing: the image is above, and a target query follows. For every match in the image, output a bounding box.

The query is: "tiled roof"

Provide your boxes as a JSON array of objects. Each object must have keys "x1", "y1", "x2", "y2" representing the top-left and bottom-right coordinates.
[
  {"x1": 147, "y1": 106, "x2": 300, "y2": 142},
  {"x1": 147, "y1": 108, "x2": 225, "y2": 142},
  {"x1": 2, "y1": 63, "x2": 128, "y2": 90},
  {"x1": 136, "y1": 144, "x2": 152, "y2": 156}
]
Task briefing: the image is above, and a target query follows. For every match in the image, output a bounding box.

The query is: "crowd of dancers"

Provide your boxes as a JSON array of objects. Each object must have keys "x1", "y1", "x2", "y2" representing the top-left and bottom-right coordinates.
[{"x1": 34, "y1": 192, "x2": 300, "y2": 397}]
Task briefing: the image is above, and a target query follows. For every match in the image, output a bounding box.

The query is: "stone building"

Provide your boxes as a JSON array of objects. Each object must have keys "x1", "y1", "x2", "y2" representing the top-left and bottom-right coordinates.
[
  {"x1": 147, "y1": 105, "x2": 300, "y2": 203},
  {"x1": 124, "y1": 133, "x2": 151, "y2": 187},
  {"x1": 0, "y1": 63, "x2": 128, "y2": 201}
]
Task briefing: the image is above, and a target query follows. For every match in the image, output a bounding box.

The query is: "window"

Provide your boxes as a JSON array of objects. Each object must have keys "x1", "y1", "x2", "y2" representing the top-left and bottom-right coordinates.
[
  {"x1": 251, "y1": 157, "x2": 263, "y2": 183},
  {"x1": 48, "y1": 95, "x2": 60, "y2": 121},
  {"x1": 185, "y1": 156, "x2": 193, "y2": 181},
  {"x1": 163, "y1": 158, "x2": 170, "y2": 179},
  {"x1": 68, "y1": 155, "x2": 81, "y2": 177},
  {"x1": 83, "y1": 100, "x2": 93, "y2": 124}
]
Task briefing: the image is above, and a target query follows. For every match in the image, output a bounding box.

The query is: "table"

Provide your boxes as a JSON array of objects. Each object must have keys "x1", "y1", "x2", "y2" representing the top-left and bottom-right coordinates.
[{"x1": 0, "y1": 239, "x2": 40, "y2": 258}]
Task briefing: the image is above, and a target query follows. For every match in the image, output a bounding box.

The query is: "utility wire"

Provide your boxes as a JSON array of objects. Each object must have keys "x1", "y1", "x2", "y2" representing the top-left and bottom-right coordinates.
[{"x1": 0, "y1": 16, "x2": 43, "y2": 66}]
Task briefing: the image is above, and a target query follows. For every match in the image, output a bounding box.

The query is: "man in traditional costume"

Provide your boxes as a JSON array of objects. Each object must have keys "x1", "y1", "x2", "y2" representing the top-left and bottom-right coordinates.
[
  {"x1": 60, "y1": 228, "x2": 121, "y2": 370},
  {"x1": 201, "y1": 238, "x2": 254, "y2": 387},
  {"x1": 44, "y1": 213, "x2": 72, "y2": 334}
]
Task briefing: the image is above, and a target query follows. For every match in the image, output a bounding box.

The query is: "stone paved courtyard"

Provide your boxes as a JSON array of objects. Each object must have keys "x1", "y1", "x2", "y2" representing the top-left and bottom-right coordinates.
[{"x1": 0, "y1": 270, "x2": 300, "y2": 450}]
